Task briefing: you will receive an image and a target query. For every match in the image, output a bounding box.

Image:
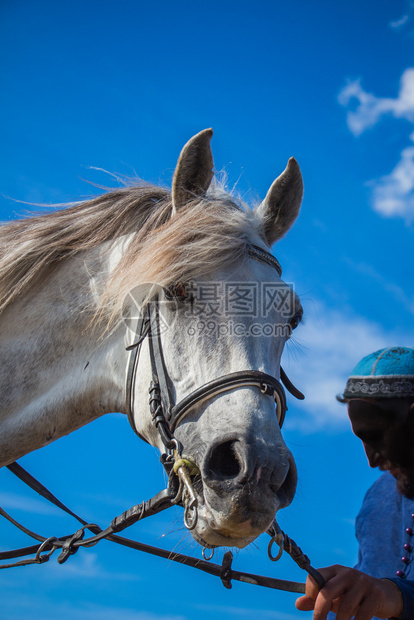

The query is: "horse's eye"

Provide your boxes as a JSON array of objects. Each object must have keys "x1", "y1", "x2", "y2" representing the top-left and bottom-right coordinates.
[
  {"x1": 165, "y1": 282, "x2": 187, "y2": 301},
  {"x1": 289, "y1": 312, "x2": 302, "y2": 331}
]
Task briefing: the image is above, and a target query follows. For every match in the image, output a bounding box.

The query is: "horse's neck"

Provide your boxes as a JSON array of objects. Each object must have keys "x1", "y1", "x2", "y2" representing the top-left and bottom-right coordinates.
[{"x1": 0, "y1": 250, "x2": 127, "y2": 466}]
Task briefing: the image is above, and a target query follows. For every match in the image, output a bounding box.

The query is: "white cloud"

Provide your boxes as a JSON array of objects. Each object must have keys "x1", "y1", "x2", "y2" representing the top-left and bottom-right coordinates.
[
  {"x1": 345, "y1": 257, "x2": 414, "y2": 314},
  {"x1": 0, "y1": 491, "x2": 64, "y2": 516},
  {"x1": 282, "y1": 301, "x2": 411, "y2": 431},
  {"x1": 338, "y1": 69, "x2": 414, "y2": 136},
  {"x1": 0, "y1": 596, "x2": 187, "y2": 620},
  {"x1": 339, "y1": 68, "x2": 414, "y2": 221},
  {"x1": 194, "y1": 604, "x2": 301, "y2": 620},
  {"x1": 389, "y1": 1, "x2": 414, "y2": 29},
  {"x1": 48, "y1": 551, "x2": 140, "y2": 582},
  {"x1": 371, "y1": 136, "x2": 414, "y2": 222},
  {"x1": 390, "y1": 14, "x2": 410, "y2": 29}
]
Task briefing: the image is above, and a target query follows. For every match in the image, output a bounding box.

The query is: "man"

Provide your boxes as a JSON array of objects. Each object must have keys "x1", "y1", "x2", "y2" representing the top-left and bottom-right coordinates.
[{"x1": 296, "y1": 346, "x2": 414, "y2": 620}]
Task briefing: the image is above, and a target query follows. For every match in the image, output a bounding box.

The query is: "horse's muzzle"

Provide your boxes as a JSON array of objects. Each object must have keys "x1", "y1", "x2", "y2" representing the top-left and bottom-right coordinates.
[{"x1": 191, "y1": 435, "x2": 297, "y2": 548}]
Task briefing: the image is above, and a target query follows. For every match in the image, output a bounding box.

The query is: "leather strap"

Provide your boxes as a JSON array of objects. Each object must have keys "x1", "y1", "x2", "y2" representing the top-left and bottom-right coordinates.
[
  {"x1": 125, "y1": 311, "x2": 150, "y2": 442},
  {"x1": 2, "y1": 462, "x2": 325, "y2": 593},
  {"x1": 169, "y1": 370, "x2": 287, "y2": 431},
  {"x1": 247, "y1": 244, "x2": 282, "y2": 276},
  {"x1": 147, "y1": 298, "x2": 174, "y2": 421},
  {"x1": 280, "y1": 367, "x2": 304, "y2": 400}
]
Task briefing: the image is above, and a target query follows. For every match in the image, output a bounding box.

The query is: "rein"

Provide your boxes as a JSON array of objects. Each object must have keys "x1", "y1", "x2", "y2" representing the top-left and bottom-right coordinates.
[
  {"x1": 1, "y1": 460, "x2": 324, "y2": 593},
  {"x1": 0, "y1": 242, "x2": 325, "y2": 594}
]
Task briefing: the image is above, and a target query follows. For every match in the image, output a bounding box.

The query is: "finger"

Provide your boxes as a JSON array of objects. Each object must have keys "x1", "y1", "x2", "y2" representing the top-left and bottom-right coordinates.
[
  {"x1": 353, "y1": 595, "x2": 379, "y2": 620},
  {"x1": 300, "y1": 566, "x2": 354, "y2": 619},
  {"x1": 333, "y1": 591, "x2": 362, "y2": 620},
  {"x1": 313, "y1": 587, "x2": 342, "y2": 620},
  {"x1": 297, "y1": 567, "x2": 342, "y2": 619},
  {"x1": 304, "y1": 566, "x2": 339, "y2": 598},
  {"x1": 312, "y1": 572, "x2": 363, "y2": 620},
  {"x1": 295, "y1": 595, "x2": 315, "y2": 611}
]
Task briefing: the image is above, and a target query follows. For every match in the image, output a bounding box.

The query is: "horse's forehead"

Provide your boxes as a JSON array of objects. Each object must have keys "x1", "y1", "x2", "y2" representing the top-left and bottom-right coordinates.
[
  {"x1": 201, "y1": 250, "x2": 280, "y2": 280},
  {"x1": 193, "y1": 256, "x2": 298, "y2": 309},
  {"x1": 176, "y1": 260, "x2": 298, "y2": 356}
]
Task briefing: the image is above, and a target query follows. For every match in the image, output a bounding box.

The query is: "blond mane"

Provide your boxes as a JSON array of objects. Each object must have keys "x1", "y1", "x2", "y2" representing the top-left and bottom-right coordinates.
[{"x1": 0, "y1": 182, "x2": 262, "y2": 317}]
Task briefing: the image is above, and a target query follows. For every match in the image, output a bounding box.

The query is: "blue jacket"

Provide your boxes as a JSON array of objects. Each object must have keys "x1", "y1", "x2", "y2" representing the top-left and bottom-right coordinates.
[{"x1": 329, "y1": 472, "x2": 414, "y2": 619}]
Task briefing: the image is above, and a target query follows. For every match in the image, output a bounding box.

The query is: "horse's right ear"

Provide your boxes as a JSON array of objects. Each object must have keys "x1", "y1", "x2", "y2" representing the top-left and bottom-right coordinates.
[
  {"x1": 172, "y1": 129, "x2": 214, "y2": 213},
  {"x1": 256, "y1": 158, "x2": 303, "y2": 246}
]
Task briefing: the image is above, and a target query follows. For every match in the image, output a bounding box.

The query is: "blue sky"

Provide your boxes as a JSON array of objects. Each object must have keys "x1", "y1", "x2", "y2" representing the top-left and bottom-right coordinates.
[{"x1": 1, "y1": 1, "x2": 414, "y2": 618}]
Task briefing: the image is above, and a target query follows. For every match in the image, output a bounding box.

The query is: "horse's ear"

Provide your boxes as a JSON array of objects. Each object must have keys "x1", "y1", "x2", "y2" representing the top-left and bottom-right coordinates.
[
  {"x1": 256, "y1": 157, "x2": 303, "y2": 246},
  {"x1": 172, "y1": 128, "x2": 214, "y2": 213}
]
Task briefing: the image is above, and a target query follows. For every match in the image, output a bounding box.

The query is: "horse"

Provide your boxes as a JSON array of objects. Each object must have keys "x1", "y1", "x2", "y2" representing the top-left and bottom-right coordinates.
[{"x1": 0, "y1": 129, "x2": 304, "y2": 552}]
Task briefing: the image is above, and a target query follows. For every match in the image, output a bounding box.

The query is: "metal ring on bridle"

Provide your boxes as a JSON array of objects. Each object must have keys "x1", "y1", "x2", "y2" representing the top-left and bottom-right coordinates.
[
  {"x1": 184, "y1": 501, "x2": 198, "y2": 531},
  {"x1": 173, "y1": 457, "x2": 199, "y2": 530},
  {"x1": 268, "y1": 531, "x2": 284, "y2": 562},
  {"x1": 35, "y1": 536, "x2": 58, "y2": 562},
  {"x1": 202, "y1": 547, "x2": 215, "y2": 561}
]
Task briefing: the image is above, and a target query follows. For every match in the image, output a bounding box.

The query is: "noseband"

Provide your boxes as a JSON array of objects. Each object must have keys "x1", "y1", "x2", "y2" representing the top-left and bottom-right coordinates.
[{"x1": 125, "y1": 243, "x2": 304, "y2": 457}]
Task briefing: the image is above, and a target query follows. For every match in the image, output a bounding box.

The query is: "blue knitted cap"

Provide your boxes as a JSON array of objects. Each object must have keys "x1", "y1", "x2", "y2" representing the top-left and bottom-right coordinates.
[{"x1": 342, "y1": 346, "x2": 414, "y2": 400}]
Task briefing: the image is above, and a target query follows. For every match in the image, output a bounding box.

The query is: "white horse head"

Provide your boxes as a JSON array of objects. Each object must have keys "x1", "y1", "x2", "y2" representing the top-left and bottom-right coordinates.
[{"x1": 0, "y1": 129, "x2": 303, "y2": 550}]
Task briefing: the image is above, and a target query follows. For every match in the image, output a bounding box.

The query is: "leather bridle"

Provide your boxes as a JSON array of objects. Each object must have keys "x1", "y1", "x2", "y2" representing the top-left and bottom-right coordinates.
[
  {"x1": 125, "y1": 243, "x2": 304, "y2": 460},
  {"x1": 1, "y1": 243, "x2": 325, "y2": 594}
]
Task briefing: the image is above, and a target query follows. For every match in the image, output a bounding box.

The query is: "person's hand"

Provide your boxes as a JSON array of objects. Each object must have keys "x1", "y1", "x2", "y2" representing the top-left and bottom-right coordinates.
[{"x1": 295, "y1": 564, "x2": 403, "y2": 620}]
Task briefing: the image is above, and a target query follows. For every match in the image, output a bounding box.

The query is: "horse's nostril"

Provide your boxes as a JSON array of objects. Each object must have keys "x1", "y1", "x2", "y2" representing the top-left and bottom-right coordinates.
[{"x1": 207, "y1": 440, "x2": 241, "y2": 480}]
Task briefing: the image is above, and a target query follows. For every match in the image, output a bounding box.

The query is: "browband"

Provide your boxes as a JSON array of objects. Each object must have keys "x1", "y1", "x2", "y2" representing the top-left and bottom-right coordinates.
[{"x1": 247, "y1": 244, "x2": 282, "y2": 276}]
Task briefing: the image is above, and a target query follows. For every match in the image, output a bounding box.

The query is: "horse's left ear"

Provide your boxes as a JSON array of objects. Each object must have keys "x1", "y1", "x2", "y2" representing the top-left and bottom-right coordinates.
[
  {"x1": 256, "y1": 157, "x2": 303, "y2": 246},
  {"x1": 172, "y1": 128, "x2": 214, "y2": 213}
]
